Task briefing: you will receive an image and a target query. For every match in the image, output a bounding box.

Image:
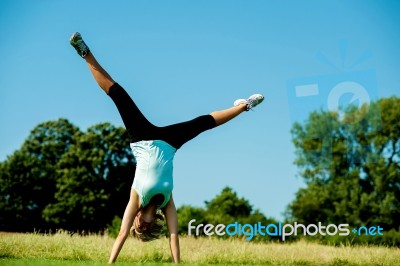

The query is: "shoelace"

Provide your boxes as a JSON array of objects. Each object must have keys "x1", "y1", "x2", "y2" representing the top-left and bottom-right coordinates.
[
  {"x1": 77, "y1": 41, "x2": 88, "y2": 54},
  {"x1": 73, "y1": 38, "x2": 88, "y2": 56},
  {"x1": 247, "y1": 99, "x2": 255, "y2": 111}
]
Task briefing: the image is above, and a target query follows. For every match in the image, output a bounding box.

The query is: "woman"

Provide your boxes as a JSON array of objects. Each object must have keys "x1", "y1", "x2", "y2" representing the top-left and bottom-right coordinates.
[{"x1": 69, "y1": 32, "x2": 264, "y2": 263}]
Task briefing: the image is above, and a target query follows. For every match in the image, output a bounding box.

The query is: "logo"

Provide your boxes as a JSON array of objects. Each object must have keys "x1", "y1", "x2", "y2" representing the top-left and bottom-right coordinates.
[
  {"x1": 188, "y1": 219, "x2": 384, "y2": 241},
  {"x1": 286, "y1": 41, "x2": 381, "y2": 166}
]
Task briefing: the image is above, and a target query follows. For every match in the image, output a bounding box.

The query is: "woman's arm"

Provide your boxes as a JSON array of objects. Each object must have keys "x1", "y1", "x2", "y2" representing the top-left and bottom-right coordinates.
[
  {"x1": 108, "y1": 189, "x2": 140, "y2": 264},
  {"x1": 163, "y1": 194, "x2": 180, "y2": 263}
]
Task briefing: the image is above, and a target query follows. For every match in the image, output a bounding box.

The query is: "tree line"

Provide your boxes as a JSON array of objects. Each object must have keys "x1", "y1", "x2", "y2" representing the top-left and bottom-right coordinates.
[
  {"x1": 0, "y1": 120, "x2": 134, "y2": 232},
  {"x1": 287, "y1": 97, "x2": 400, "y2": 231},
  {"x1": 0, "y1": 97, "x2": 399, "y2": 244}
]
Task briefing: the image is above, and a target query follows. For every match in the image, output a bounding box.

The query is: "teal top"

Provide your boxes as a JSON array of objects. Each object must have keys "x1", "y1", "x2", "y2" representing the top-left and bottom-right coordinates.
[{"x1": 130, "y1": 140, "x2": 177, "y2": 209}]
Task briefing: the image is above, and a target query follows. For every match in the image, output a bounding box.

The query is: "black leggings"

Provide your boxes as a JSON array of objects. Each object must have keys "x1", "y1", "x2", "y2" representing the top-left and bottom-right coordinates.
[{"x1": 108, "y1": 83, "x2": 216, "y2": 149}]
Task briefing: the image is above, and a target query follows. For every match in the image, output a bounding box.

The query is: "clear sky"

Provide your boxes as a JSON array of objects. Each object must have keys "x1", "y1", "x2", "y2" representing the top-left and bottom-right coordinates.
[{"x1": 0, "y1": 0, "x2": 399, "y2": 221}]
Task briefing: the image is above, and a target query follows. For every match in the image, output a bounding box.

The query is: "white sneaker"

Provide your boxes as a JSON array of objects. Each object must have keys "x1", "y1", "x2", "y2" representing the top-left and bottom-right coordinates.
[{"x1": 234, "y1": 94, "x2": 264, "y2": 111}]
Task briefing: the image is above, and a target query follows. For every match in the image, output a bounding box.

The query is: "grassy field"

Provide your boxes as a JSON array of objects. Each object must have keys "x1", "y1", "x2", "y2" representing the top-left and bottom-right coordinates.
[{"x1": 1, "y1": 232, "x2": 400, "y2": 266}]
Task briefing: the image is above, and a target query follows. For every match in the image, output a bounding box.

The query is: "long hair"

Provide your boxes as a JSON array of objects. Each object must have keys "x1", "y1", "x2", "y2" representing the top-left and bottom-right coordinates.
[{"x1": 130, "y1": 210, "x2": 165, "y2": 242}]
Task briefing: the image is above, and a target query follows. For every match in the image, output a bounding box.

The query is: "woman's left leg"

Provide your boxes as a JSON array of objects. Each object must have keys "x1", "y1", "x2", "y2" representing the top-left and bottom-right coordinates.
[
  {"x1": 210, "y1": 104, "x2": 247, "y2": 126},
  {"x1": 160, "y1": 92, "x2": 265, "y2": 149},
  {"x1": 160, "y1": 104, "x2": 248, "y2": 149}
]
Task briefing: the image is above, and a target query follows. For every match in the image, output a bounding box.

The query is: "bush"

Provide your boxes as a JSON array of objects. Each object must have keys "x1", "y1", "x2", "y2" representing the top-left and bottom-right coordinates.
[{"x1": 107, "y1": 216, "x2": 122, "y2": 238}]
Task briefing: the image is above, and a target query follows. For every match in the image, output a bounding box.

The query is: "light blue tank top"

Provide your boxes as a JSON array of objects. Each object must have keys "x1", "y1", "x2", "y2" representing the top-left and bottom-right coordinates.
[{"x1": 130, "y1": 140, "x2": 176, "y2": 209}]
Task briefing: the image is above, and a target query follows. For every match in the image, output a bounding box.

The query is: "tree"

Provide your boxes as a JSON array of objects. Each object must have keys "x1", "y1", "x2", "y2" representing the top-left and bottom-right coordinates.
[
  {"x1": 205, "y1": 187, "x2": 253, "y2": 225},
  {"x1": 42, "y1": 123, "x2": 134, "y2": 232},
  {"x1": 0, "y1": 119, "x2": 135, "y2": 232},
  {"x1": 177, "y1": 205, "x2": 208, "y2": 235},
  {"x1": 177, "y1": 187, "x2": 277, "y2": 237},
  {"x1": 287, "y1": 97, "x2": 400, "y2": 229},
  {"x1": 0, "y1": 119, "x2": 79, "y2": 231}
]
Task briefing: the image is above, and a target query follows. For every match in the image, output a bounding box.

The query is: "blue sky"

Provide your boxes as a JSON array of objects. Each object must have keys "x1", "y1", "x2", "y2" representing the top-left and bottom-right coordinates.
[{"x1": 0, "y1": 0, "x2": 399, "y2": 221}]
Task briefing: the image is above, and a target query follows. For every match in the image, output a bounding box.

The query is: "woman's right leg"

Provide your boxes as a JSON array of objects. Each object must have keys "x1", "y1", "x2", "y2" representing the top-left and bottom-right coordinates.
[
  {"x1": 84, "y1": 52, "x2": 115, "y2": 94},
  {"x1": 70, "y1": 32, "x2": 114, "y2": 94},
  {"x1": 70, "y1": 32, "x2": 156, "y2": 142},
  {"x1": 107, "y1": 83, "x2": 157, "y2": 142},
  {"x1": 84, "y1": 51, "x2": 156, "y2": 142}
]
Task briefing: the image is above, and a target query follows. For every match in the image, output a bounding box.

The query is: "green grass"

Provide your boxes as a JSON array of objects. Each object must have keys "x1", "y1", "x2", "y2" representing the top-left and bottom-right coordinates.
[
  {"x1": 0, "y1": 259, "x2": 183, "y2": 266},
  {"x1": 1, "y1": 232, "x2": 400, "y2": 265}
]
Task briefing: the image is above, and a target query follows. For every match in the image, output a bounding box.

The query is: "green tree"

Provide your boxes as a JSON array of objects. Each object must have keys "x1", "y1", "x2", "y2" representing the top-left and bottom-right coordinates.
[
  {"x1": 287, "y1": 97, "x2": 400, "y2": 229},
  {"x1": 205, "y1": 187, "x2": 253, "y2": 225},
  {"x1": 0, "y1": 119, "x2": 135, "y2": 232},
  {"x1": 0, "y1": 119, "x2": 79, "y2": 231},
  {"x1": 177, "y1": 205, "x2": 208, "y2": 235},
  {"x1": 178, "y1": 187, "x2": 277, "y2": 238},
  {"x1": 42, "y1": 123, "x2": 134, "y2": 232}
]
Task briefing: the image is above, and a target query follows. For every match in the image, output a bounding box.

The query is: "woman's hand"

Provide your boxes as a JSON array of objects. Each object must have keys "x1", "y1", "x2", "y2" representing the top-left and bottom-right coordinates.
[
  {"x1": 108, "y1": 189, "x2": 140, "y2": 264},
  {"x1": 163, "y1": 194, "x2": 180, "y2": 263}
]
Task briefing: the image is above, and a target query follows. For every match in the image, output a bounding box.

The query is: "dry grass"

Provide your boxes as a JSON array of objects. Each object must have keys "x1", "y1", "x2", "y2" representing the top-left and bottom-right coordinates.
[{"x1": 0, "y1": 232, "x2": 399, "y2": 265}]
